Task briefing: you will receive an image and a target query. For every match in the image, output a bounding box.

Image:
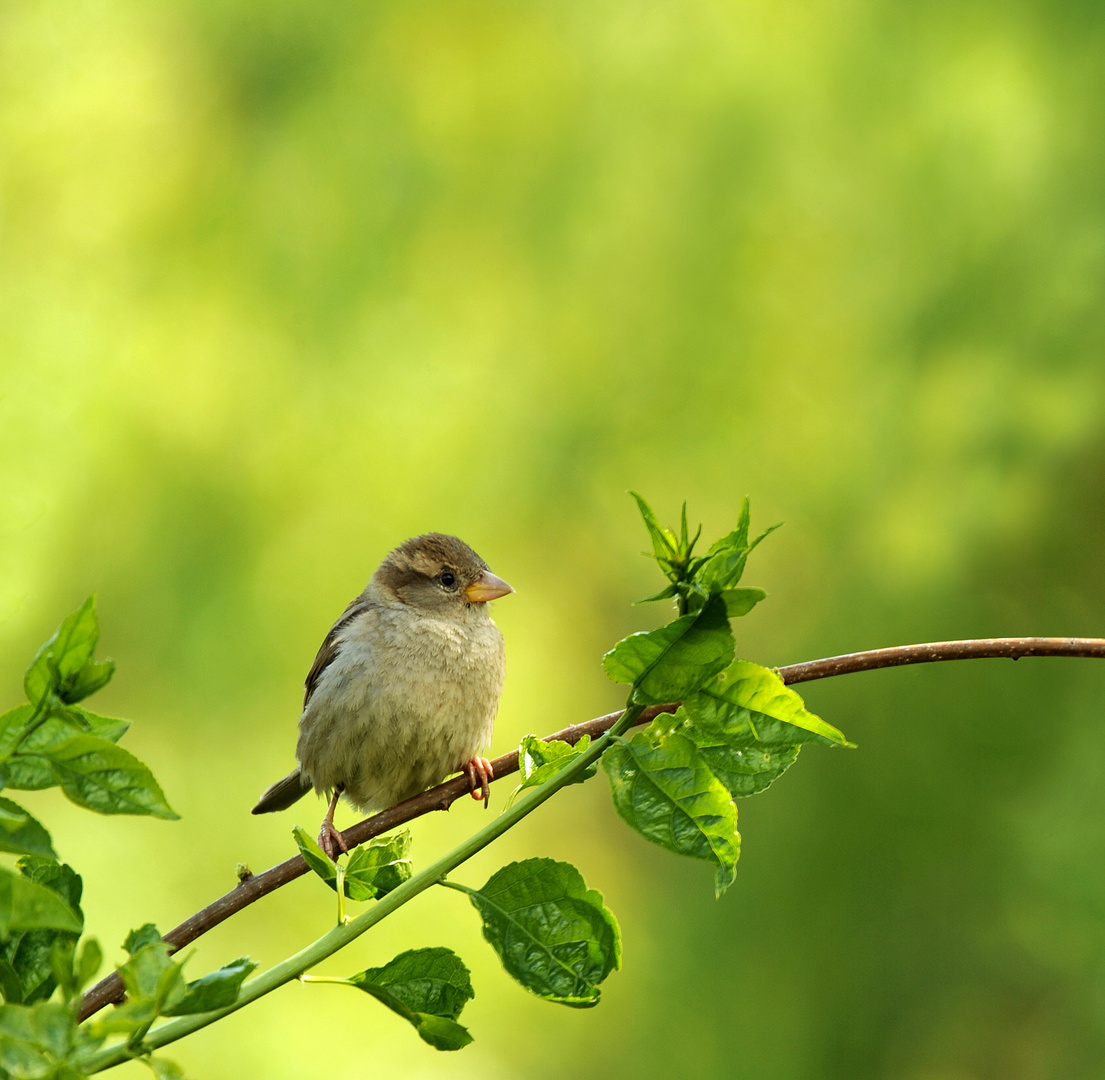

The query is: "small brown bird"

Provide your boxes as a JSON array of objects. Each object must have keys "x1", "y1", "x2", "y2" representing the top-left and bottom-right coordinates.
[{"x1": 252, "y1": 533, "x2": 513, "y2": 858}]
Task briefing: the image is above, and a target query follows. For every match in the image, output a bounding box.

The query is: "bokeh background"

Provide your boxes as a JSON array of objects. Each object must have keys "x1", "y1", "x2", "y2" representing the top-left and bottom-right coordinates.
[{"x1": 2, "y1": 1, "x2": 1105, "y2": 1077}]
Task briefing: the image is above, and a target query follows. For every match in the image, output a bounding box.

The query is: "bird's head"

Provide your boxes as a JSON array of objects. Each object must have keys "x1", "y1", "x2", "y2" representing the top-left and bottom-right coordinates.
[{"x1": 374, "y1": 533, "x2": 513, "y2": 616}]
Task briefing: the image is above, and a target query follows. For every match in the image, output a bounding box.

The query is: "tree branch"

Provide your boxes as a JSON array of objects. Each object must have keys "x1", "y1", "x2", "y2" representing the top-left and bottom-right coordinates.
[{"x1": 75, "y1": 635, "x2": 1105, "y2": 1023}]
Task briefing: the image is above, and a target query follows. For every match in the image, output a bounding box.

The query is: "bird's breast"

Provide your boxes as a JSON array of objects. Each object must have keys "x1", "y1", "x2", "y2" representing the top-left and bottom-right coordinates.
[{"x1": 295, "y1": 605, "x2": 505, "y2": 810}]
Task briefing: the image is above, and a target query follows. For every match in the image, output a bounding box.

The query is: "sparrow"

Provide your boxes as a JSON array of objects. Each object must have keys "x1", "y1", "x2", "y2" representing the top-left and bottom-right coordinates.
[{"x1": 252, "y1": 533, "x2": 513, "y2": 858}]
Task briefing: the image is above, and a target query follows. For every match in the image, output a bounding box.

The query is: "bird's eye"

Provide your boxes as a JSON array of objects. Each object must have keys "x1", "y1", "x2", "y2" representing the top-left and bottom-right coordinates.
[{"x1": 440, "y1": 572, "x2": 456, "y2": 588}]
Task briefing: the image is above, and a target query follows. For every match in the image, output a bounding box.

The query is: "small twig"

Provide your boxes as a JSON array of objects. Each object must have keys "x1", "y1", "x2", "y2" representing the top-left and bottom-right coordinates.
[{"x1": 75, "y1": 635, "x2": 1105, "y2": 1023}]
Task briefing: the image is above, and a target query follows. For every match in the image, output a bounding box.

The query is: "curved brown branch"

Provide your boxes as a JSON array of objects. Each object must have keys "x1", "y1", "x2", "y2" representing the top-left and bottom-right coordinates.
[{"x1": 76, "y1": 635, "x2": 1105, "y2": 1022}]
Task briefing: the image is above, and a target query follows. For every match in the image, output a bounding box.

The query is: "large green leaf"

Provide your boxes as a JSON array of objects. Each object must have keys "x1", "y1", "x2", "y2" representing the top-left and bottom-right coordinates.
[
  {"x1": 665, "y1": 708, "x2": 801, "y2": 797},
  {"x1": 0, "y1": 869, "x2": 82, "y2": 940},
  {"x1": 685, "y1": 660, "x2": 851, "y2": 747},
  {"x1": 602, "y1": 594, "x2": 734, "y2": 704},
  {"x1": 341, "y1": 947, "x2": 475, "y2": 1051},
  {"x1": 0, "y1": 799, "x2": 55, "y2": 859},
  {"x1": 603, "y1": 721, "x2": 740, "y2": 896},
  {"x1": 38, "y1": 735, "x2": 177, "y2": 819},
  {"x1": 24, "y1": 597, "x2": 101, "y2": 709},
  {"x1": 691, "y1": 731, "x2": 801, "y2": 798},
  {"x1": 163, "y1": 956, "x2": 257, "y2": 1016},
  {"x1": 463, "y1": 858, "x2": 620, "y2": 1007}
]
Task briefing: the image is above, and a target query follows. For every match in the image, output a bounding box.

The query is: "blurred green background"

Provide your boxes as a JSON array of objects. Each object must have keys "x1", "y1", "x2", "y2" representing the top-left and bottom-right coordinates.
[{"x1": 2, "y1": 0, "x2": 1105, "y2": 1077}]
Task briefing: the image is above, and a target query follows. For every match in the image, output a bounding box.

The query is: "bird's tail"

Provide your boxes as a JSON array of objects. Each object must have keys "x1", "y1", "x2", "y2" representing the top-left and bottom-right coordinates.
[{"x1": 251, "y1": 767, "x2": 312, "y2": 814}]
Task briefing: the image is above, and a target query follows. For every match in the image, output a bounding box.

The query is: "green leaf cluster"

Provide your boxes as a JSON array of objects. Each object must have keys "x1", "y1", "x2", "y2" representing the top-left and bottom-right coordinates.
[
  {"x1": 314, "y1": 859, "x2": 621, "y2": 1052},
  {"x1": 0, "y1": 600, "x2": 184, "y2": 1075},
  {"x1": 0, "y1": 859, "x2": 84, "y2": 1007},
  {"x1": 0, "y1": 599, "x2": 176, "y2": 862},
  {"x1": 515, "y1": 734, "x2": 596, "y2": 796},
  {"x1": 631, "y1": 492, "x2": 777, "y2": 617},
  {"x1": 0, "y1": 1000, "x2": 104, "y2": 1080},
  {"x1": 601, "y1": 495, "x2": 850, "y2": 894},
  {"x1": 293, "y1": 828, "x2": 413, "y2": 901},
  {"x1": 0, "y1": 870, "x2": 103, "y2": 1080},
  {"x1": 96, "y1": 923, "x2": 256, "y2": 1037}
]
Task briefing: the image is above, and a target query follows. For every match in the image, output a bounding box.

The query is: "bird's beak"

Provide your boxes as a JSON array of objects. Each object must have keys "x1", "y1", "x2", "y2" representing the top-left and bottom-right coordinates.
[{"x1": 465, "y1": 570, "x2": 514, "y2": 603}]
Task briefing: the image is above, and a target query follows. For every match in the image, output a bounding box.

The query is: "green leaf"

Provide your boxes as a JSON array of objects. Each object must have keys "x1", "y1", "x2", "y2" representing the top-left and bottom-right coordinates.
[
  {"x1": 163, "y1": 956, "x2": 257, "y2": 1016},
  {"x1": 105, "y1": 924, "x2": 186, "y2": 1033},
  {"x1": 632, "y1": 583, "x2": 678, "y2": 605},
  {"x1": 293, "y1": 827, "x2": 413, "y2": 901},
  {"x1": 49, "y1": 936, "x2": 102, "y2": 1006},
  {"x1": 39, "y1": 735, "x2": 178, "y2": 818},
  {"x1": 602, "y1": 594, "x2": 734, "y2": 704},
  {"x1": 147, "y1": 1057, "x2": 187, "y2": 1080},
  {"x1": 0, "y1": 1001, "x2": 82, "y2": 1075},
  {"x1": 603, "y1": 722, "x2": 740, "y2": 896},
  {"x1": 60, "y1": 660, "x2": 115, "y2": 706},
  {"x1": 407, "y1": 1013, "x2": 473, "y2": 1052},
  {"x1": 0, "y1": 868, "x2": 82, "y2": 940},
  {"x1": 719, "y1": 587, "x2": 767, "y2": 618},
  {"x1": 0, "y1": 799, "x2": 55, "y2": 858},
  {"x1": 463, "y1": 858, "x2": 620, "y2": 1007},
  {"x1": 293, "y1": 826, "x2": 337, "y2": 884},
  {"x1": 19, "y1": 860, "x2": 83, "y2": 919},
  {"x1": 0, "y1": 706, "x2": 33, "y2": 756},
  {"x1": 665, "y1": 708, "x2": 801, "y2": 797},
  {"x1": 629, "y1": 491, "x2": 678, "y2": 563},
  {"x1": 115, "y1": 936, "x2": 186, "y2": 1021},
  {"x1": 145, "y1": 1052, "x2": 186, "y2": 1078},
  {"x1": 0, "y1": 959, "x2": 23, "y2": 1004},
  {"x1": 698, "y1": 498, "x2": 781, "y2": 594},
  {"x1": 693, "y1": 732, "x2": 801, "y2": 797},
  {"x1": 343, "y1": 833, "x2": 413, "y2": 901},
  {"x1": 3, "y1": 709, "x2": 131, "y2": 793},
  {"x1": 341, "y1": 947, "x2": 475, "y2": 1051},
  {"x1": 0, "y1": 861, "x2": 84, "y2": 1004},
  {"x1": 123, "y1": 924, "x2": 162, "y2": 955},
  {"x1": 709, "y1": 497, "x2": 752, "y2": 554},
  {"x1": 685, "y1": 660, "x2": 852, "y2": 748},
  {"x1": 517, "y1": 734, "x2": 596, "y2": 793},
  {"x1": 24, "y1": 597, "x2": 101, "y2": 709},
  {"x1": 76, "y1": 939, "x2": 102, "y2": 992}
]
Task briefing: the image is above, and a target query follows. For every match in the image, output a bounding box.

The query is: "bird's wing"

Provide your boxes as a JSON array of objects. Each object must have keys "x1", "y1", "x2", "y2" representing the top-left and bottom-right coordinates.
[{"x1": 303, "y1": 595, "x2": 371, "y2": 708}]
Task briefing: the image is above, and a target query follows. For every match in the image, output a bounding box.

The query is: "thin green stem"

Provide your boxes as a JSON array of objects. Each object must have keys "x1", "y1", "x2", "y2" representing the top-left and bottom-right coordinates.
[
  {"x1": 335, "y1": 860, "x2": 347, "y2": 925},
  {"x1": 437, "y1": 880, "x2": 474, "y2": 896},
  {"x1": 80, "y1": 704, "x2": 644, "y2": 1074}
]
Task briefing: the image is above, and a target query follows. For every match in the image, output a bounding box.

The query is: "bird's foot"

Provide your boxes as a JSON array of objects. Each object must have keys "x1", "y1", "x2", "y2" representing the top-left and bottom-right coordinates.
[
  {"x1": 318, "y1": 819, "x2": 349, "y2": 861},
  {"x1": 463, "y1": 756, "x2": 494, "y2": 808}
]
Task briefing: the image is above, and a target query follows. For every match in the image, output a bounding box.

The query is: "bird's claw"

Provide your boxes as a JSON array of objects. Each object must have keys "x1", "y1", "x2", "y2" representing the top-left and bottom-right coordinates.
[
  {"x1": 464, "y1": 756, "x2": 494, "y2": 808},
  {"x1": 318, "y1": 819, "x2": 349, "y2": 861}
]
